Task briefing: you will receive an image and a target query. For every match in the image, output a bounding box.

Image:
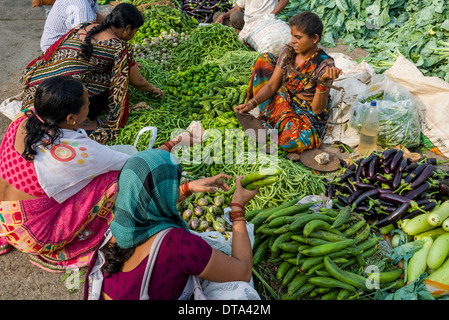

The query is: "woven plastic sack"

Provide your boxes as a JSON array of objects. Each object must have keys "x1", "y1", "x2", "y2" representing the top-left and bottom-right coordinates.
[{"x1": 238, "y1": 14, "x2": 291, "y2": 57}]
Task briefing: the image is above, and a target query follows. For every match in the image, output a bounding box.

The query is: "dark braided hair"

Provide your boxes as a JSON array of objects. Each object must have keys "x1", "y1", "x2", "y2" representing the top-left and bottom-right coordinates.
[
  {"x1": 23, "y1": 76, "x2": 85, "y2": 162},
  {"x1": 79, "y1": 3, "x2": 144, "y2": 60},
  {"x1": 100, "y1": 242, "x2": 136, "y2": 276},
  {"x1": 284, "y1": 11, "x2": 324, "y2": 67}
]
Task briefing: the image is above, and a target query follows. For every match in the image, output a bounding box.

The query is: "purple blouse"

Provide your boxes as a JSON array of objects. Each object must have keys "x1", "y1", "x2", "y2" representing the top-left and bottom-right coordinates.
[{"x1": 101, "y1": 228, "x2": 213, "y2": 300}]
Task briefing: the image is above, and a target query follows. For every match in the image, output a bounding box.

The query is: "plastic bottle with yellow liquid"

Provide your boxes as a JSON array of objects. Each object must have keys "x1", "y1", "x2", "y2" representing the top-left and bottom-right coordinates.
[{"x1": 357, "y1": 101, "x2": 379, "y2": 156}]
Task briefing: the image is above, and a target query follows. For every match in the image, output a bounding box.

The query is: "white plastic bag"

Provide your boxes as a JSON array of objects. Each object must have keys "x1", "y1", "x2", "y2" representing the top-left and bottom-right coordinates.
[
  {"x1": 349, "y1": 75, "x2": 422, "y2": 149},
  {"x1": 385, "y1": 55, "x2": 449, "y2": 157},
  {"x1": 238, "y1": 14, "x2": 291, "y2": 57},
  {"x1": 0, "y1": 92, "x2": 23, "y2": 120},
  {"x1": 191, "y1": 207, "x2": 255, "y2": 256},
  {"x1": 108, "y1": 126, "x2": 157, "y2": 155}
]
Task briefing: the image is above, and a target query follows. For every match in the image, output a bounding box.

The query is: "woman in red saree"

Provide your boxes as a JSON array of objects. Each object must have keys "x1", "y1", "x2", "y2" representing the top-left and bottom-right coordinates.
[
  {"x1": 0, "y1": 76, "x2": 183, "y2": 272},
  {"x1": 234, "y1": 11, "x2": 342, "y2": 154},
  {"x1": 20, "y1": 3, "x2": 164, "y2": 144}
]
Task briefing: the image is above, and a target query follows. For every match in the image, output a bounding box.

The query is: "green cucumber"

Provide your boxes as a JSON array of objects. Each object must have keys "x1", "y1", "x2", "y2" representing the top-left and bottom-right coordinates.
[
  {"x1": 284, "y1": 213, "x2": 334, "y2": 232},
  {"x1": 287, "y1": 274, "x2": 312, "y2": 296},
  {"x1": 268, "y1": 213, "x2": 306, "y2": 228},
  {"x1": 367, "y1": 268, "x2": 403, "y2": 284},
  {"x1": 282, "y1": 265, "x2": 301, "y2": 286},
  {"x1": 252, "y1": 237, "x2": 270, "y2": 266},
  {"x1": 301, "y1": 239, "x2": 355, "y2": 257},
  {"x1": 308, "y1": 276, "x2": 357, "y2": 292},
  {"x1": 240, "y1": 168, "x2": 282, "y2": 187},
  {"x1": 281, "y1": 283, "x2": 315, "y2": 300},
  {"x1": 303, "y1": 220, "x2": 333, "y2": 236},
  {"x1": 428, "y1": 200, "x2": 449, "y2": 226},
  {"x1": 308, "y1": 230, "x2": 348, "y2": 242},
  {"x1": 278, "y1": 241, "x2": 301, "y2": 253},
  {"x1": 249, "y1": 198, "x2": 300, "y2": 226},
  {"x1": 354, "y1": 224, "x2": 371, "y2": 244},
  {"x1": 331, "y1": 206, "x2": 352, "y2": 228},
  {"x1": 343, "y1": 220, "x2": 367, "y2": 237},
  {"x1": 427, "y1": 232, "x2": 449, "y2": 270},
  {"x1": 266, "y1": 202, "x2": 316, "y2": 222},
  {"x1": 270, "y1": 232, "x2": 294, "y2": 255},
  {"x1": 291, "y1": 235, "x2": 330, "y2": 246},
  {"x1": 337, "y1": 289, "x2": 352, "y2": 300},
  {"x1": 245, "y1": 176, "x2": 280, "y2": 190},
  {"x1": 323, "y1": 256, "x2": 367, "y2": 290},
  {"x1": 320, "y1": 290, "x2": 340, "y2": 300},
  {"x1": 276, "y1": 261, "x2": 293, "y2": 280},
  {"x1": 402, "y1": 213, "x2": 436, "y2": 236},
  {"x1": 414, "y1": 228, "x2": 447, "y2": 241},
  {"x1": 407, "y1": 236, "x2": 433, "y2": 283}
]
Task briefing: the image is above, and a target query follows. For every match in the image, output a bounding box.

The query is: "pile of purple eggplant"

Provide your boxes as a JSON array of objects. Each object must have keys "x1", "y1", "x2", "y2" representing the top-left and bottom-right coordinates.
[
  {"x1": 327, "y1": 148, "x2": 449, "y2": 229},
  {"x1": 176, "y1": 0, "x2": 233, "y2": 23}
]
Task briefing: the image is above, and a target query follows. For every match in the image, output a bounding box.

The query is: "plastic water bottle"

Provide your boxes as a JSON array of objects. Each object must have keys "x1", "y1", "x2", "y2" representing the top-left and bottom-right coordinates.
[{"x1": 357, "y1": 101, "x2": 379, "y2": 156}]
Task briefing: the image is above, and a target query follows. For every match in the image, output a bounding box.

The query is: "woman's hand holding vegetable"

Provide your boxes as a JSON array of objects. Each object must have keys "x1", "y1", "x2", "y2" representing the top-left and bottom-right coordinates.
[
  {"x1": 231, "y1": 175, "x2": 259, "y2": 208},
  {"x1": 189, "y1": 174, "x2": 232, "y2": 194}
]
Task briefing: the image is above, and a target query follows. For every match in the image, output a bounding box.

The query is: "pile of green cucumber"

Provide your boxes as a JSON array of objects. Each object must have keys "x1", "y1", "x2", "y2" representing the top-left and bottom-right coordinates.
[{"x1": 249, "y1": 202, "x2": 405, "y2": 300}]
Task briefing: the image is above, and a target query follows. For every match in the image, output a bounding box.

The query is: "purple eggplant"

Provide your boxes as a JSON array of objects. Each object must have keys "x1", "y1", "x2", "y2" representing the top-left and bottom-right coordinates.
[
  {"x1": 379, "y1": 199, "x2": 395, "y2": 207},
  {"x1": 327, "y1": 183, "x2": 335, "y2": 198},
  {"x1": 403, "y1": 182, "x2": 430, "y2": 200},
  {"x1": 376, "y1": 174, "x2": 391, "y2": 184},
  {"x1": 383, "y1": 158, "x2": 393, "y2": 174},
  {"x1": 182, "y1": 209, "x2": 193, "y2": 220},
  {"x1": 390, "y1": 150, "x2": 404, "y2": 172},
  {"x1": 379, "y1": 205, "x2": 397, "y2": 213},
  {"x1": 368, "y1": 155, "x2": 380, "y2": 179},
  {"x1": 337, "y1": 195, "x2": 349, "y2": 206},
  {"x1": 397, "y1": 158, "x2": 407, "y2": 172},
  {"x1": 375, "y1": 202, "x2": 411, "y2": 228},
  {"x1": 404, "y1": 162, "x2": 419, "y2": 172},
  {"x1": 361, "y1": 153, "x2": 377, "y2": 167},
  {"x1": 403, "y1": 163, "x2": 428, "y2": 184},
  {"x1": 352, "y1": 189, "x2": 380, "y2": 207},
  {"x1": 344, "y1": 183, "x2": 356, "y2": 194},
  {"x1": 378, "y1": 188, "x2": 394, "y2": 194},
  {"x1": 189, "y1": 217, "x2": 200, "y2": 230},
  {"x1": 379, "y1": 192, "x2": 411, "y2": 204},
  {"x1": 347, "y1": 189, "x2": 365, "y2": 204},
  {"x1": 355, "y1": 165, "x2": 363, "y2": 182},
  {"x1": 382, "y1": 149, "x2": 398, "y2": 161},
  {"x1": 440, "y1": 180, "x2": 449, "y2": 196},
  {"x1": 392, "y1": 169, "x2": 402, "y2": 190},
  {"x1": 402, "y1": 202, "x2": 437, "y2": 220},
  {"x1": 410, "y1": 165, "x2": 434, "y2": 189},
  {"x1": 354, "y1": 182, "x2": 376, "y2": 190},
  {"x1": 347, "y1": 163, "x2": 356, "y2": 171},
  {"x1": 340, "y1": 170, "x2": 355, "y2": 181}
]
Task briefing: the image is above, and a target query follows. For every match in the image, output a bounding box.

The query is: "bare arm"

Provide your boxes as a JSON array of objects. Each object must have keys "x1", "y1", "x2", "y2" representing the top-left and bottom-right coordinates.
[
  {"x1": 129, "y1": 64, "x2": 164, "y2": 98},
  {"x1": 216, "y1": 5, "x2": 243, "y2": 23},
  {"x1": 271, "y1": 0, "x2": 289, "y2": 15},
  {"x1": 310, "y1": 66, "x2": 342, "y2": 114},
  {"x1": 234, "y1": 64, "x2": 284, "y2": 113},
  {"x1": 198, "y1": 176, "x2": 257, "y2": 282}
]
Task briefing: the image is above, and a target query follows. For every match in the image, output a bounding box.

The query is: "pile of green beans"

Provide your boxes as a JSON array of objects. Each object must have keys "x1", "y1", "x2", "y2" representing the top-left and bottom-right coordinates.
[
  {"x1": 170, "y1": 23, "x2": 249, "y2": 68},
  {"x1": 220, "y1": 153, "x2": 328, "y2": 212},
  {"x1": 109, "y1": 107, "x2": 192, "y2": 150}
]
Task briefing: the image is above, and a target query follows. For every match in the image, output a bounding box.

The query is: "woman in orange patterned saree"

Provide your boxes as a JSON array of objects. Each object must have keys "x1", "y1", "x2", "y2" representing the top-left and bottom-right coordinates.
[{"x1": 235, "y1": 11, "x2": 342, "y2": 154}]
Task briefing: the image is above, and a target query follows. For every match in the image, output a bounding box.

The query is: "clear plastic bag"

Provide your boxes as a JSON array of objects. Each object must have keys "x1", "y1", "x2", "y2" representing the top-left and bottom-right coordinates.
[{"x1": 349, "y1": 75, "x2": 422, "y2": 149}]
